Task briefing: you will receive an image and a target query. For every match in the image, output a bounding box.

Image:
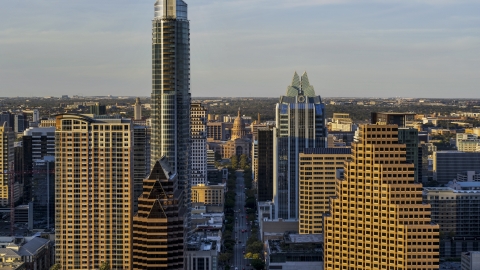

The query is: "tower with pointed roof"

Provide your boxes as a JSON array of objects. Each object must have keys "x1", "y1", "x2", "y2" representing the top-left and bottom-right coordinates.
[
  {"x1": 133, "y1": 157, "x2": 185, "y2": 270},
  {"x1": 272, "y1": 71, "x2": 327, "y2": 220}
]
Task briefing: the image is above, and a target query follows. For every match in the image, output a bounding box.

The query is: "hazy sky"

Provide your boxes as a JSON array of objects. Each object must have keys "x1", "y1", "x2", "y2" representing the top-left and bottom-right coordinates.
[{"x1": 1, "y1": 0, "x2": 479, "y2": 98}]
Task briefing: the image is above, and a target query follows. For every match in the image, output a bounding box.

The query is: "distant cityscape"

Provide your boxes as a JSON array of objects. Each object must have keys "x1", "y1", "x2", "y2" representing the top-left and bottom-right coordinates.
[{"x1": 1, "y1": 1, "x2": 480, "y2": 270}]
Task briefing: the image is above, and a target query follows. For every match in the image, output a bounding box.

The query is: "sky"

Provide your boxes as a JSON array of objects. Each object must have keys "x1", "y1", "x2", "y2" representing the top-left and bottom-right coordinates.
[{"x1": 0, "y1": 0, "x2": 479, "y2": 98}]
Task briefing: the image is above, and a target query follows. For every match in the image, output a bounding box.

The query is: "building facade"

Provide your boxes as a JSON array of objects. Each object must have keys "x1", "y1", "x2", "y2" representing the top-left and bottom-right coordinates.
[
  {"x1": 22, "y1": 127, "x2": 55, "y2": 206},
  {"x1": 133, "y1": 125, "x2": 151, "y2": 214},
  {"x1": 323, "y1": 124, "x2": 439, "y2": 270},
  {"x1": 0, "y1": 123, "x2": 17, "y2": 207},
  {"x1": 150, "y1": 0, "x2": 191, "y2": 203},
  {"x1": 298, "y1": 148, "x2": 350, "y2": 234},
  {"x1": 273, "y1": 71, "x2": 327, "y2": 220},
  {"x1": 191, "y1": 103, "x2": 207, "y2": 186},
  {"x1": 54, "y1": 114, "x2": 133, "y2": 269},
  {"x1": 398, "y1": 128, "x2": 421, "y2": 183},
  {"x1": 461, "y1": 251, "x2": 480, "y2": 270},
  {"x1": 134, "y1": 97, "x2": 142, "y2": 121},
  {"x1": 132, "y1": 158, "x2": 185, "y2": 270},
  {"x1": 31, "y1": 157, "x2": 55, "y2": 229},
  {"x1": 433, "y1": 151, "x2": 480, "y2": 185},
  {"x1": 456, "y1": 133, "x2": 480, "y2": 152},
  {"x1": 191, "y1": 184, "x2": 225, "y2": 206},
  {"x1": 257, "y1": 127, "x2": 274, "y2": 202}
]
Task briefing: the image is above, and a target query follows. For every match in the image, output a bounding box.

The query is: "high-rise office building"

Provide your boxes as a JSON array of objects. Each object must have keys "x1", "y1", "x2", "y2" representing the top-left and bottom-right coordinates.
[
  {"x1": 273, "y1": 71, "x2": 327, "y2": 220},
  {"x1": 14, "y1": 113, "x2": 27, "y2": 133},
  {"x1": 133, "y1": 125, "x2": 151, "y2": 214},
  {"x1": 150, "y1": 0, "x2": 191, "y2": 207},
  {"x1": 55, "y1": 114, "x2": 133, "y2": 270},
  {"x1": 190, "y1": 103, "x2": 207, "y2": 186},
  {"x1": 0, "y1": 123, "x2": 16, "y2": 207},
  {"x1": 31, "y1": 157, "x2": 55, "y2": 229},
  {"x1": 257, "y1": 127, "x2": 274, "y2": 202},
  {"x1": 133, "y1": 157, "x2": 185, "y2": 270},
  {"x1": 398, "y1": 127, "x2": 420, "y2": 183},
  {"x1": 298, "y1": 148, "x2": 350, "y2": 234},
  {"x1": 323, "y1": 124, "x2": 439, "y2": 270},
  {"x1": 23, "y1": 127, "x2": 55, "y2": 204},
  {"x1": 134, "y1": 98, "x2": 142, "y2": 121},
  {"x1": 89, "y1": 103, "x2": 107, "y2": 116}
]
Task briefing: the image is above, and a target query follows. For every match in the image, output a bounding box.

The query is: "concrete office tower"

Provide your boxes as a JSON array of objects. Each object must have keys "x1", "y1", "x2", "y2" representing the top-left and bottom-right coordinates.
[
  {"x1": 273, "y1": 71, "x2": 327, "y2": 220},
  {"x1": 150, "y1": 0, "x2": 191, "y2": 209},
  {"x1": 55, "y1": 114, "x2": 133, "y2": 270},
  {"x1": 298, "y1": 148, "x2": 350, "y2": 234},
  {"x1": 257, "y1": 127, "x2": 274, "y2": 202},
  {"x1": 134, "y1": 97, "x2": 142, "y2": 120},
  {"x1": 191, "y1": 103, "x2": 207, "y2": 186},
  {"x1": 0, "y1": 123, "x2": 18, "y2": 207},
  {"x1": 323, "y1": 124, "x2": 439, "y2": 270},
  {"x1": 133, "y1": 157, "x2": 185, "y2": 270}
]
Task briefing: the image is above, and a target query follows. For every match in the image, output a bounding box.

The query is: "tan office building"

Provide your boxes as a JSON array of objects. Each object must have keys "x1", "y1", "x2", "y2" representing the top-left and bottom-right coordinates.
[
  {"x1": 324, "y1": 124, "x2": 439, "y2": 270},
  {"x1": 0, "y1": 123, "x2": 16, "y2": 207},
  {"x1": 55, "y1": 114, "x2": 133, "y2": 270},
  {"x1": 133, "y1": 157, "x2": 185, "y2": 270},
  {"x1": 299, "y1": 148, "x2": 351, "y2": 234},
  {"x1": 191, "y1": 184, "x2": 225, "y2": 206}
]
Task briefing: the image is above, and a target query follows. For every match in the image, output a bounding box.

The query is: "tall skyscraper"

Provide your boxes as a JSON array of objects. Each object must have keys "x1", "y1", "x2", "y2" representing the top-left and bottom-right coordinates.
[
  {"x1": 133, "y1": 157, "x2": 185, "y2": 270},
  {"x1": 273, "y1": 71, "x2": 327, "y2": 220},
  {"x1": 323, "y1": 124, "x2": 439, "y2": 270},
  {"x1": 0, "y1": 123, "x2": 16, "y2": 207},
  {"x1": 55, "y1": 114, "x2": 133, "y2": 270},
  {"x1": 150, "y1": 0, "x2": 191, "y2": 206},
  {"x1": 190, "y1": 103, "x2": 207, "y2": 186}
]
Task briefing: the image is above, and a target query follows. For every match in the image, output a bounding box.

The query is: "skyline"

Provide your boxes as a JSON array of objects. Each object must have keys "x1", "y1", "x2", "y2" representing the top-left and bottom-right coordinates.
[{"x1": 1, "y1": 0, "x2": 479, "y2": 98}]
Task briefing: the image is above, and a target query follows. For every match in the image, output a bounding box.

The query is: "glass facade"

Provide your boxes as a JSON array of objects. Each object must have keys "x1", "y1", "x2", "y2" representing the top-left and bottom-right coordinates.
[
  {"x1": 150, "y1": 0, "x2": 191, "y2": 209},
  {"x1": 273, "y1": 72, "x2": 327, "y2": 220}
]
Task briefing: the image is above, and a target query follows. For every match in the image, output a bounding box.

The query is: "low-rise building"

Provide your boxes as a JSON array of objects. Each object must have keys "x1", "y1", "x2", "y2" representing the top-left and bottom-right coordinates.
[
  {"x1": 265, "y1": 232, "x2": 323, "y2": 270},
  {"x1": 191, "y1": 184, "x2": 225, "y2": 206}
]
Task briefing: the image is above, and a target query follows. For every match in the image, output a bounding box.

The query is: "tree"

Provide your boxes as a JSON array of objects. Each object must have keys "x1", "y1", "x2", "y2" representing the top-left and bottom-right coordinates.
[
  {"x1": 251, "y1": 258, "x2": 265, "y2": 270},
  {"x1": 99, "y1": 261, "x2": 110, "y2": 270},
  {"x1": 230, "y1": 155, "x2": 238, "y2": 169},
  {"x1": 50, "y1": 264, "x2": 61, "y2": 270},
  {"x1": 218, "y1": 252, "x2": 233, "y2": 264},
  {"x1": 239, "y1": 154, "x2": 248, "y2": 169},
  {"x1": 246, "y1": 241, "x2": 263, "y2": 254}
]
